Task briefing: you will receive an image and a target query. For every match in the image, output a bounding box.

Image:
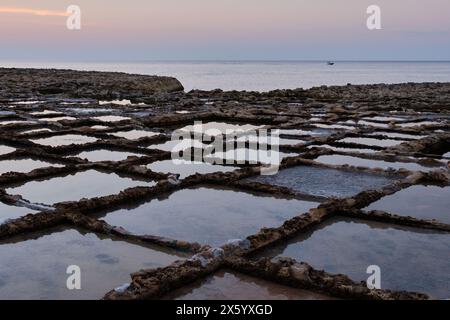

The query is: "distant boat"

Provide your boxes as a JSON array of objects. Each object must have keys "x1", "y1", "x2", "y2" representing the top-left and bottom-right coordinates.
[{"x1": 327, "y1": 61, "x2": 335, "y2": 66}]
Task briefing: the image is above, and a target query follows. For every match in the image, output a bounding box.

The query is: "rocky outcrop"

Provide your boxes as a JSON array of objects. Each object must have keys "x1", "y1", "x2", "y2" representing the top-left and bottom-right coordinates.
[{"x1": 0, "y1": 68, "x2": 184, "y2": 100}]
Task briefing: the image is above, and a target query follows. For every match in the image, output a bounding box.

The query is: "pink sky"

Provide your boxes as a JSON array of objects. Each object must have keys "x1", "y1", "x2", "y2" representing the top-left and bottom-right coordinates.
[
  {"x1": 1, "y1": 0, "x2": 449, "y2": 60},
  {"x1": 0, "y1": 6, "x2": 68, "y2": 16}
]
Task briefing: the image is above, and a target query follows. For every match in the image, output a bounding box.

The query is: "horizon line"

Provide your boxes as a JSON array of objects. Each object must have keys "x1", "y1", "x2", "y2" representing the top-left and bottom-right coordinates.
[{"x1": 1, "y1": 59, "x2": 450, "y2": 63}]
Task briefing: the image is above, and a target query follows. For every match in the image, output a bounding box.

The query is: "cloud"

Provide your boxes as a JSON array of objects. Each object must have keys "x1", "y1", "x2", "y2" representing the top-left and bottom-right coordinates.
[{"x1": 0, "y1": 7, "x2": 69, "y2": 17}]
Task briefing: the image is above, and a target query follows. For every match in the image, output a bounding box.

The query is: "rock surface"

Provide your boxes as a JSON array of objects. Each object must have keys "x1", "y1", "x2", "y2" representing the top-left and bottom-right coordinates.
[{"x1": 0, "y1": 68, "x2": 184, "y2": 99}]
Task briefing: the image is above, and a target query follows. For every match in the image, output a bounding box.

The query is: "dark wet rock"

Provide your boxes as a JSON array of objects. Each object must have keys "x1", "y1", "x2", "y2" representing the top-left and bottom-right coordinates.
[{"x1": 223, "y1": 257, "x2": 428, "y2": 300}]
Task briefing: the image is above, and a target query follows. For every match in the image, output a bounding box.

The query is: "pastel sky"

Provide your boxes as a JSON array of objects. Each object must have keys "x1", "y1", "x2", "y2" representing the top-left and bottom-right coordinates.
[{"x1": 1, "y1": 0, "x2": 449, "y2": 60}]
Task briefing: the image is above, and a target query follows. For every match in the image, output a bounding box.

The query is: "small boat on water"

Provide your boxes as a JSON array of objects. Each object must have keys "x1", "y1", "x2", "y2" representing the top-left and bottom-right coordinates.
[{"x1": 327, "y1": 61, "x2": 335, "y2": 66}]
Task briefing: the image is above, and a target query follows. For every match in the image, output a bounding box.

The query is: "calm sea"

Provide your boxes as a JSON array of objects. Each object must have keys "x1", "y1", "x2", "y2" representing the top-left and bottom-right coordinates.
[{"x1": 2, "y1": 61, "x2": 450, "y2": 92}]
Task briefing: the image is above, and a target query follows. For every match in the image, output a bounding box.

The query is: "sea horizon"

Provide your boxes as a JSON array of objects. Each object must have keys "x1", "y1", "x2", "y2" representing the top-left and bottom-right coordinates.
[
  {"x1": 2, "y1": 59, "x2": 450, "y2": 63},
  {"x1": 2, "y1": 60, "x2": 450, "y2": 92}
]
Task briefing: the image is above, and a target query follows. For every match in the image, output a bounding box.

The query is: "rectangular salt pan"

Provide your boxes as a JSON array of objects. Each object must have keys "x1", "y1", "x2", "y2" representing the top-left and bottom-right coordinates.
[
  {"x1": 0, "y1": 159, "x2": 63, "y2": 175},
  {"x1": 6, "y1": 170, "x2": 151, "y2": 205},
  {"x1": 246, "y1": 165, "x2": 394, "y2": 198},
  {"x1": 0, "y1": 201, "x2": 37, "y2": 224},
  {"x1": 207, "y1": 149, "x2": 297, "y2": 166},
  {"x1": 338, "y1": 137, "x2": 404, "y2": 148},
  {"x1": 365, "y1": 185, "x2": 450, "y2": 224},
  {"x1": 0, "y1": 228, "x2": 183, "y2": 299},
  {"x1": 21, "y1": 128, "x2": 53, "y2": 135},
  {"x1": 0, "y1": 120, "x2": 36, "y2": 126},
  {"x1": 40, "y1": 117, "x2": 76, "y2": 122},
  {"x1": 31, "y1": 110, "x2": 61, "y2": 115},
  {"x1": 235, "y1": 134, "x2": 305, "y2": 146},
  {"x1": 164, "y1": 270, "x2": 335, "y2": 300},
  {"x1": 31, "y1": 135, "x2": 98, "y2": 147},
  {"x1": 278, "y1": 128, "x2": 332, "y2": 137},
  {"x1": 179, "y1": 122, "x2": 263, "y2": 135},
  {"x1": 316, "y1": 155, "x2": 441, "y2": 172},
  {"x1": 93, "y1": 116, "x2": 131, "y2": 122},
  {"x1": 0, "y1": 145, "x2": 16, "y2": 156},
  {"x1": 398, "y1": 121, "x2": 443, "y2": 128},
  {"x1": 148, "y1": 139, "x2": 206, "y2": 153},
  {"x1": 362, "y1": 116, "x2": 406, "y2": 122},
  {"x1": 308, "y1": 144, "x2": 378, "y2": 154},
  {"x1": 97, "y1": 187, "x2": 319, "y2": 246},
  {"x1": 367, "y1": 132, "x2": 426, "y2": 140},
  {"x1": 256, "y1": 217, "x2": 450, "y2": 299},
  {"x1": 75, "y1": 150, "x2": 144, "y2": 162},
  {"x1": 110, "y1": 130, "x2": 159, "y2": 140},
  {"x1": 147, "y1": 160, "x2": 238, "y2": 179}
]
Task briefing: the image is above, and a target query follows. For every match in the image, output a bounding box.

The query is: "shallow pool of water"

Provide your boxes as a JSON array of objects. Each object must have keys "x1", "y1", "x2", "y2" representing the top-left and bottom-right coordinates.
[
  {"x1": 0, "y1": 146, "x2": 16, "y2": 156},
  {"x1": 398, "y1": 121, "x2": 443, "y2": 128},
  {"x1": 365, "y1": 185, "x2": 450, "y2": 224},
  {"x1": 179, "y1": 122, "x2": 263, "y2": 136},
  {"x1": 93, "y1": 116, "x2": 132, "y2": 122},
  {"x1": 59, "y1": 99, "x2": 93, "y2": 106},
  {"x1": 99, "y1": 99, "x2": 132, "y2": 106},
  {"x1": 207, "y1": 149, "x2": 297, "y2": 166},
  {"x1": 31, "y1": 110, "x2": 62, "y2": 116},
  {"x1": 314, "y1": 124, "x2": 355, "y2": 130},
  {"x1": 98, "y1": 186, "x2": 319, "y2": 246},
  {"x1": 308, "y1": 144, "x2": 377, "y2": 154},
  {"x1": 11, "y1": 101, "x2": 45, "y2": 105},
  {"x1": 31, "y1": 134, "x2": 98, "y2": 147},
  {"x1": 69, "y1": 108, "x2": 112, "y2": 115},
  {"x1": 164, "y1": 270, "x2": 334, "y2": 300},
  {"x1": 278, "y1": 128, "x2": 333, "y2": 137},
  {"x1": 75, "y1": 150, "x2": 144, "y2": 162},
  {"x1": 338, "y1": 137, "x2": 405, "y2": 148},
  {"x1": 20, "y1": 128, "x2": 53, "y2": 135},
  {"x1": 110, "y1": 130, "x2": 159, "y2": 140},
  {"x1": 357, "y1": 120, "x2": 390, "y2": 129},
  {"x1": 40, "y1": 117, "x2": 76, "y2": 122},
  {"x1": 367, "y1": 132, "x2": 426, "y2": 140},
  {"x1": 147, "y1": 159, "x2": 238, "y2": 179},
  {"x1": 148, "y1": 139, "x2": 205, "y2": 153},
  {"x1": 0, "y1": 228, "x2": 183, "y2": 299},
  {"x1": 256, "y1": 217, "x2": 450, "y2": 299},
  {"x1": 6, "y1": 170, "x2": 150, "y2": 205},
  {"x1": 0, "y1": 159, "x2": 63, "y2": 175},
  {"x1": 246, "y1": 165, "x2": 394, "y2": 198},
  {"x1": 0, "y1": 110, "x2": 16, "y2": 117},
  {"x1": 315, "y1": 155, "x2": 441, "y2": 172},
  {"x1": 0, "y1": 201, "x2": 38, "y2": 224},
  {"x1": 90, "y1": 125, "x2": 109, "y2": 130},
  {"x1": 0, "y1": 120, "x2": 36, "y2": 126},
  {"x1": 362, "y1": 116, "x2": 406, "y2": 122},
  {"x1": 236, "y1": 135, "x2": 305, "y2": 146}
]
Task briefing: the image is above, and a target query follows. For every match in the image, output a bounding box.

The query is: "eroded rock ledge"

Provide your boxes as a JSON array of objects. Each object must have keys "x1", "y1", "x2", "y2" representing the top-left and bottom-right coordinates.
[{"x1": 0, "y1": 68, "x2": 184, "y2": 99}]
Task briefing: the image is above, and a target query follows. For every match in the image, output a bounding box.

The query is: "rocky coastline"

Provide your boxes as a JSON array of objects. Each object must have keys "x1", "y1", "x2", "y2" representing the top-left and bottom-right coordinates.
[{"x1": 0, "y1": 68, "x2": 449, "y2": 300}]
